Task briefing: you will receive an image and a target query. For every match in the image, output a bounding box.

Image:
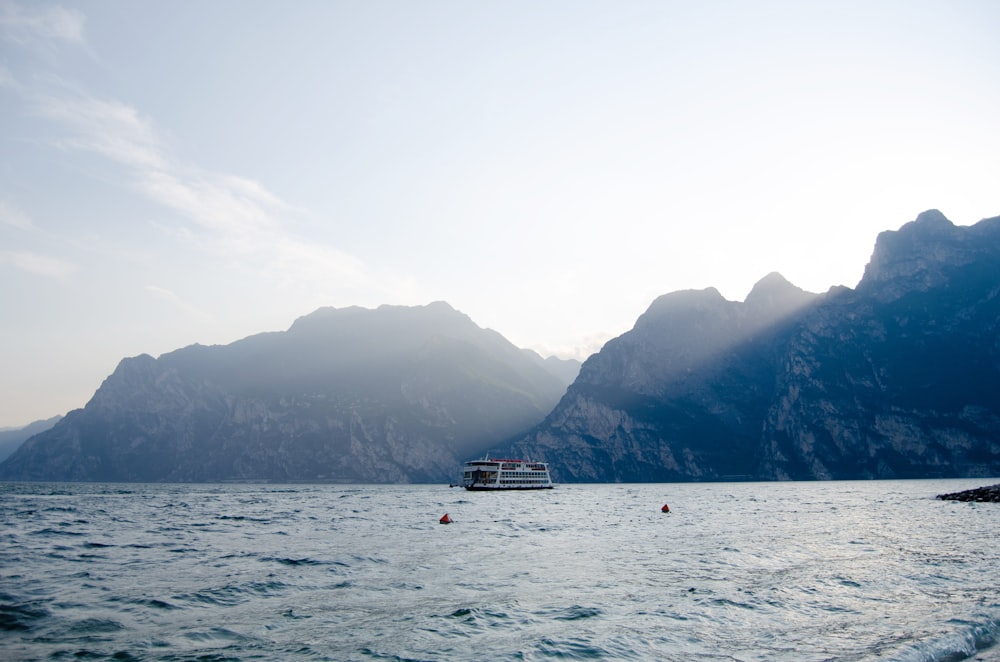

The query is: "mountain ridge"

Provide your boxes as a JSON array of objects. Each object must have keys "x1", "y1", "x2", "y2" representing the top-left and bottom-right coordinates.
[
  {"x1": 3, "y1": 210, "x2": 998, "y2": 483},
  {"x1": 0, "y1": 416, "x2": 62, "y2": 463},
  {"x1": 503, "y1": 210, "x2": 1000, "y2": 482},
  {"x1": 0, "y1": 302, "x2": 574, "y2": 482}
]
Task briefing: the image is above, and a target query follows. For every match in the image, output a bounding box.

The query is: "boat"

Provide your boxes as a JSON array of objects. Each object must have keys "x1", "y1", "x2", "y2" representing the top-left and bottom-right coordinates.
[{"x1": 461, "y1": 457, "x2": 554, "y2": 490}]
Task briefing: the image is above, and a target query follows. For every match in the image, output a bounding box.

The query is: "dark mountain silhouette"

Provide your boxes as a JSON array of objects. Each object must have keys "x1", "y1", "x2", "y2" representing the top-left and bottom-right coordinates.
[
  {"x1": 0, "y1": 302, "x2": 568, "y2": 482},
  {"x1": 504, "y1": 210, "x2": 1000, "y2": 482},
  {"x1": 4, "y1": 210, "x2": 998, "y2": 484}
]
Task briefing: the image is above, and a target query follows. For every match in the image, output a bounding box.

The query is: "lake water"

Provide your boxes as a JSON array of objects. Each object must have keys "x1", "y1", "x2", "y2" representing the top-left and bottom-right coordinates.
[{"x1": 2, "y1": 479, "x2": 999, "y2": 661}]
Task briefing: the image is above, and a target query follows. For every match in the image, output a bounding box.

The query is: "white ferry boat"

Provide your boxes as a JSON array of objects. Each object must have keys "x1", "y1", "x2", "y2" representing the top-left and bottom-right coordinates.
[{"x1": 461, "y1": 457, "x2": 554, "y2": 490}]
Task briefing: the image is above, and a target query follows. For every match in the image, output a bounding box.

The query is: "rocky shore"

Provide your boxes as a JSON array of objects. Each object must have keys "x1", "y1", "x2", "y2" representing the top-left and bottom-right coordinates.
[{"x1": 936, "y1": 483, "x2": 1000, "y2": 502}]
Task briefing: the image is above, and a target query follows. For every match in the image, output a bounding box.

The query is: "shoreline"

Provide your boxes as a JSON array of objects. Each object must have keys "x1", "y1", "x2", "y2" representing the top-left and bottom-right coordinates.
[{"x1": 937, "y1": 483, "x2": 1000, "y2": 502}]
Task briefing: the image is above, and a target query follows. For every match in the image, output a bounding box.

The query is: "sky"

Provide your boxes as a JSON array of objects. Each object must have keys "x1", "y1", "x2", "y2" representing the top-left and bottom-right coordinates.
[{"x1": 1, "y1": 1, "x2": 999, "y2": 428}]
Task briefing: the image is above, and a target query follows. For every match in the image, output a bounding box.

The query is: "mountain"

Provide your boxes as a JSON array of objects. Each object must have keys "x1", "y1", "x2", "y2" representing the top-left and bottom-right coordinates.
[
  {"x1": 521, "y1": 349, "x2": 582, "y2": 386},
  {"x1": 504, "y1": 210, "x2": 1000, "y2": 482},
  {"x1": 0, "y1": 416, "x2": 61, "y2": 462},
  {"x1": 6, "y1": 210, "x2": 998, "y2": 484},
  {"x1": 0, "y1": 302, "x2": 568, "y2": 483}
]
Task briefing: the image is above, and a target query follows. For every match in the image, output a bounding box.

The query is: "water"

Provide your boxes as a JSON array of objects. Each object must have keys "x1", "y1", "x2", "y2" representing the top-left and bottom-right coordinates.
[{"x1": 2, "y1": 480, "x2": 999, "y2": 661}]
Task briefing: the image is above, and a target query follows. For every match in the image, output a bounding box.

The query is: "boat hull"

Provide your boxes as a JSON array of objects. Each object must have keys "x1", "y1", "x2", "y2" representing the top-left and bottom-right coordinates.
[
  {"x1": 464, "y1": 485, "x2": 554, "y2": 491},
  {"x1": 460, "y1": 457, "x2": 554, "y2": 490}
]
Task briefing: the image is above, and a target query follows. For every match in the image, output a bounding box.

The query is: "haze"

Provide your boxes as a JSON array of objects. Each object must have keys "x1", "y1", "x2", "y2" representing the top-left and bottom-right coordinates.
[{"x1": 1, "y1": 1, "x2": 998, "y2": 428}]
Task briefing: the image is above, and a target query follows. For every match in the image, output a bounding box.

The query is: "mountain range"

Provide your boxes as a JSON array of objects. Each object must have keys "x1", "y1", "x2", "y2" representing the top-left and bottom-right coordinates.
[
  {"x1": 0, "y1": 303, "x2": 574, "y2": 482},
  {"x1": 2, "y1": 209, "x2": 998, "y2": 483},
  {"x1": 0, "y1": 416, "x2": 61, "y2": 462},
  {"x1": 505, "y1": 210, "x2": 1000, "y2": 481}
]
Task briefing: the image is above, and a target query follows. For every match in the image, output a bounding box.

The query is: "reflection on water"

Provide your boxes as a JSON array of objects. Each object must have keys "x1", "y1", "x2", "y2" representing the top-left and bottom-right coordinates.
[{"x1": 1, "y1": 479, "x2": 998, "y2": 660}]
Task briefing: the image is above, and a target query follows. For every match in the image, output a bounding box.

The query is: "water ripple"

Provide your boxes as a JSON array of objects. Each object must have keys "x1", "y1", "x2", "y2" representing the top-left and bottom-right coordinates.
[{"x1": 1, "y1": 480, "x2": 999, "y2": 661}]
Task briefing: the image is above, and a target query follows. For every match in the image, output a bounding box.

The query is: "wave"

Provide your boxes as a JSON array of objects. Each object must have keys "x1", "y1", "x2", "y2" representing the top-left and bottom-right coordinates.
[
  {"x1": 0, "y1": 600, "x2": 49, "y2": 632},
  {"x1": 30, "y1": 527, "x2": 85, "y2": 537},
  {"x1": 3, "y1": 480, "x2": 999, "y2": 661},
  {"x1": 259, "y1": 556, "x2": 328, "y2": 566},
  {"x1": 215, "y1": 514, "x2": 273, "y2": 523},
  {"x1": 538, "y1": 604, "x2": 604, "y2": 621},
  {"x1": 172, "y1": 579, "x2": 292, "y2": 608},
  {"x1": 890, "y1": 614, "x2": 1000, "y2": 662},
  {"x1": 67, "y1": 616, "x2": 126, "y2": 634},
  {"x1": 131, "y1": 597, "x2": 180, "y2": 611}
]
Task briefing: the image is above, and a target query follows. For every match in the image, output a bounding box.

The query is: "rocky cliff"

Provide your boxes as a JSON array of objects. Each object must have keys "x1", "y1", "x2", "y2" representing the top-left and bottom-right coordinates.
[
  {"x1": 0, "y1": 416, "x2": 61, "y2": 462},
  {"x1": 5, "y1": 211, "x2": 998, "y2": 485},
  {"x1": 0, "y1": 302, "x2": 570, "y2": 483},
  {"x1": 506, "y1": 210, "x2": 1000, "y2": 482}
]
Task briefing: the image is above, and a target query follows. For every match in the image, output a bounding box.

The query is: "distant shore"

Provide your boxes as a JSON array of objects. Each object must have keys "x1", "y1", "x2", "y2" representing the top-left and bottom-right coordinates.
[{"x1": 936, "y1": 483, "x2": 1000, "y2": 502}]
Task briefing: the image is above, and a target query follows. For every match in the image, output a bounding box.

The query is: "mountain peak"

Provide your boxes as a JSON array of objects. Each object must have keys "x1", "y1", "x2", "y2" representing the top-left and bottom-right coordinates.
[
  {"x1": 645, "y1": 286, "x2": 726, "y2": 311},
  {"x1": 0, "y1": 303, "x2": 568, "y2": 483},
  {"x1": 860, "y1": 210, "x2": 967, "y2": 298},
  {"x1": 913, "y1": 208, "x2": 951, "y2": 227},
  {"x1": 506, "y1": 210, "x2": 1000, "y2": 483},
  {"x1": 289, "y1": 301, "x2": 466, "y2": 334},
  {"x1": 745, "y1": 272, "x2": 794, "y2": 301},
  {"x1": 744, "y1": 273, "x2": 818, "y2": 322}
]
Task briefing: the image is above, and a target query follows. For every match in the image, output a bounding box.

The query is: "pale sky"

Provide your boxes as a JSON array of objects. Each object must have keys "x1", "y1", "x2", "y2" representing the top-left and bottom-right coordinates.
[{"x1": 1, "y1": 1, "x2": 998, "y2": 428}]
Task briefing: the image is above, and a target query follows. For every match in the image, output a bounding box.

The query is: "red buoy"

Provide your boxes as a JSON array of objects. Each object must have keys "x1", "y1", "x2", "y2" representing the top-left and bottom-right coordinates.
[
  {"x1": 439, "y1": 513, "x2": 452, "y2": 524},
  {"x1": 661, "y1": 504, "x2": 670, "y2": 513}
]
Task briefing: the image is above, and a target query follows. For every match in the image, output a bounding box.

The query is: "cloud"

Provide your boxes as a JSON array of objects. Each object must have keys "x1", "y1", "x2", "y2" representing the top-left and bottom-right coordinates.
[
  {"x1": 30, "y1": 86, "x2": 384, "y2": 299},
  {"x1": 145, "y1": 285, "x2": 213, "y2": 321},
  {"x1": 0, "y1": 2, "x2": 85, "y2": 47},
  {"x1": 35, "y1": 93, "x2": 167, "y2": 170},
  {"x1": 0, "y1": 249, "x2": 74, "y2": 277},
  {"x1": 137, "y1": 169, "x2": 277, "y2": 239},
  {"x1": 4, "y1": 3, "x2": 389, "y2": 305},
  {"x1": 269, "y1": 233, "x2": 372, "y2": 287},
  {"x1": 531, "y1": 330, "x2": 615, "y2": 363},
  {"x1": 0, "y1": 200, "x2": 33, "y2": 230},
  {"x1": 144, "y1": 284, "x2": 183, "y2": 304},
  {"x1": 0, "y1": 63, "x2": 17, "y2": 88}
]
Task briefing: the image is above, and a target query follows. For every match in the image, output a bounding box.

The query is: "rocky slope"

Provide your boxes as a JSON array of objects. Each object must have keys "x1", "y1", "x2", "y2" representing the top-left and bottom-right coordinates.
[
  {"x1": 0, "y1": 302, "x2": 570, "y2": 483},
  {"x1": 5, "y1": 210, "x2": 997, "y2": 485},
  {"x1": 506, "y1": 210, "x2": 1000, "y2": 482},
  {"x1": 0, "y1": 416, "x2": 61, "y2": 462}
]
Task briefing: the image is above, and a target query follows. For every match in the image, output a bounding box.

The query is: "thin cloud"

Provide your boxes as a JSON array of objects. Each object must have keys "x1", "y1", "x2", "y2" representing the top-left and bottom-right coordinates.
[
  {"x1": 35, "y1": 93, "x2": 167, "y2": 170},
  {"x1": 0, "y1": 249, "x2": 74, "y2": 278},
  {"x1": 137, "y1": 169, "x2": 278, "y2": 239},
  {"x1": 144, "y1": 284, "x2": 183, "y2": 304},
  {"x1": 31, "y1": 88, "x2": 381, "y2": 296},
  {"x1": 4, "y1": 4, "x2": 396, "y2": 306},
  {"x1": 0, "y1": 199, "x2": 34, "y2": 230},
  {"x1": 532, "y1": 331, "x2": 614, "y2": 363},
  {"x1": 0, "y1": 2, "x2": 85, "y2": 47},
  {"x1": 145, "y1": 285, "x2": 213, "y2": 322},
  {"x1": 268, "y1": 233, "x2": 372, "y2": 289},
  {"x1": 0, "y1": 63, "x2": 18, "y2": 88}
]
